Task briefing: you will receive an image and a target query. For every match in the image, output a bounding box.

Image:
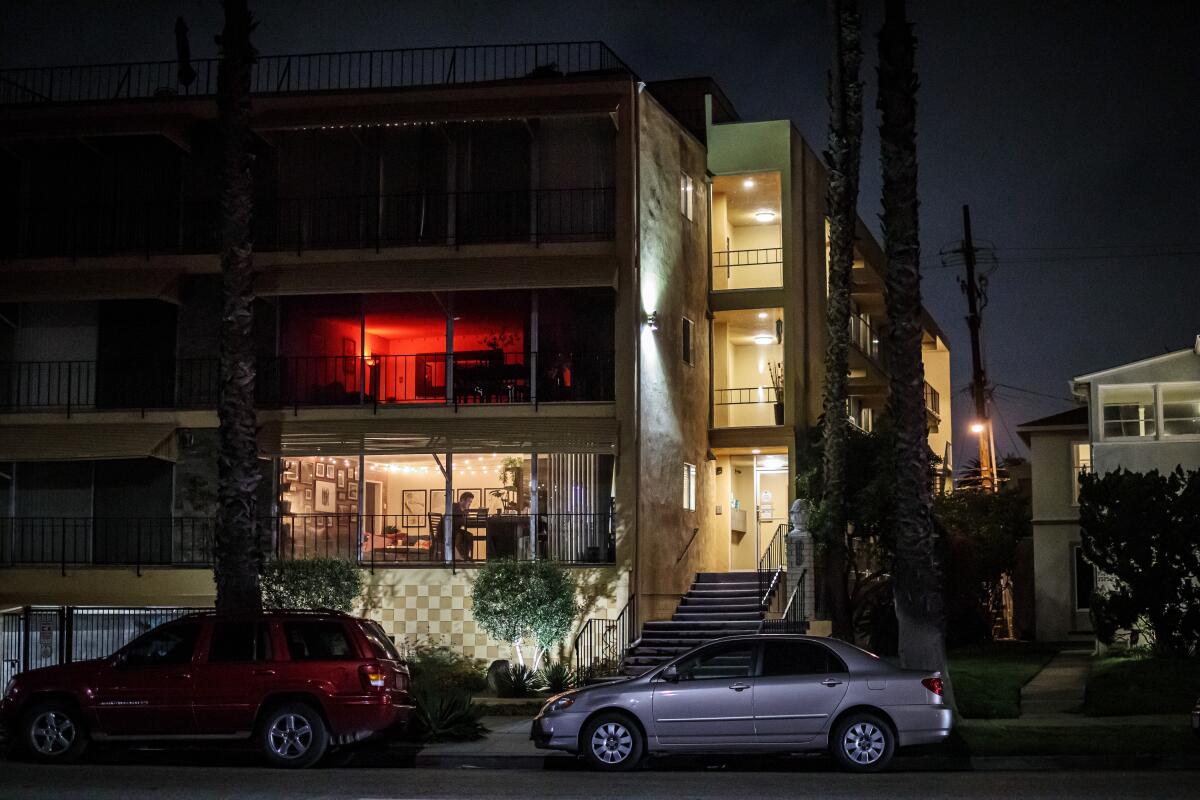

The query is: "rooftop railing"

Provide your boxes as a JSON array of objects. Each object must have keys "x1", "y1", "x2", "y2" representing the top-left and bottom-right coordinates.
[
  {"x1": 3, "y1": 188, "x2": 616, "y2": 260},
  {"x1": 0, "y1": 42, "x2": 632, "y2": 106}
]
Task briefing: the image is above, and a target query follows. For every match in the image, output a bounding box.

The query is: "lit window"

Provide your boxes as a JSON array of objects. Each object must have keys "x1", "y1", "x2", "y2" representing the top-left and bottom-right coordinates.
[
  {"x1": 1100, "y1": 385, "x2": 1156, "y2": 439},
  {"x1": 1161, "y1": 383, "x2": 1200, "y2": 437},
  {"x1": 683, "y1": 462, "x2": 697, "y2": 511},
  {"x1": 682, "y1": 317, "x2": 695, "y2": 366},
  {"x1": 1070, "y1": 442, "x2": 1092, "y2": 505},
  {"x1": 680, "y1": 172, "x2": 694, "y2": 221}
]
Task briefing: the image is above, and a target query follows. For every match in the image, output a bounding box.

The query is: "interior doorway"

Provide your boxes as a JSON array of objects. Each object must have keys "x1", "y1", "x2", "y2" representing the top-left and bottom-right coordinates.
[{"x1": 724, "y1": 451, "x2": 789, "y2": 571}]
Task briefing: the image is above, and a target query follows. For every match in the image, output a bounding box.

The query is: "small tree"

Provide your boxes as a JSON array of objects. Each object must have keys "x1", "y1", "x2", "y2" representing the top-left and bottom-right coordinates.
[
  {"x1": 471, "y1": 559, "x2": 578, "y2": 671},
  {"x1": 261, "y1": 559, "x2": 363, "y2": 612},
  {"x1": 1079, "y1": 467, "x2": 1200, "y2": 656}
]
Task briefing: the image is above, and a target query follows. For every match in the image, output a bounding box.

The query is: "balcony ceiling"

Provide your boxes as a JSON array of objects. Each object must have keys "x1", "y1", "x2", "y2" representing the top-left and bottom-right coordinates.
[
  {"x1": 713, "y1": 172, "x2": 782, "y2": 228},
  {"x1": 715, "y1": 307, "x2": 784, "y2": 346}
]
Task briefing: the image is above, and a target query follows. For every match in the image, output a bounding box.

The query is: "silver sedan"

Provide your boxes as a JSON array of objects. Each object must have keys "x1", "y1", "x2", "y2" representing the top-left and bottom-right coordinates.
[{"x1": 532, "y1": 634, "x2": 952, "y2": 772}]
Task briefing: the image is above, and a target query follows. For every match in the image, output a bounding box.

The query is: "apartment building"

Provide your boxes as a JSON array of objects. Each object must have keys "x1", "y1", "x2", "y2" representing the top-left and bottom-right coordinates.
[
  {"x1": 0, "y1": 43, "x2": 951, "y2": 667},
  {"x1": 1018, "y1": 339, "x2": 1200, "y2": 641}
]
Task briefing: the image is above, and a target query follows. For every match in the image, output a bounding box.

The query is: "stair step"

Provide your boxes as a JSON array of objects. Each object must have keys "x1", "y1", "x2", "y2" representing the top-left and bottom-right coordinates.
[
  {"x1": 673, "y1": 611, "x2": 763, "y2": 621},
  {"x1": 680, "y1": 596, "x2": 761, "y2": 606}
]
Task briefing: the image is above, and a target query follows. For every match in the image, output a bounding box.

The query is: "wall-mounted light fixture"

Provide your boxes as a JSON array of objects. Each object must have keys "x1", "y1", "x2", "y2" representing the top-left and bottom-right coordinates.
[{"x1": 645, "y1": 311, "x2": 659, "y2": 331}]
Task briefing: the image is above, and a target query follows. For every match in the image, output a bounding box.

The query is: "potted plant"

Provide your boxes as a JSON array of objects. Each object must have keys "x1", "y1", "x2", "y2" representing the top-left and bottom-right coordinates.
[{"x1": 769, "y1": 361, "x2": 785, "y2": 425}]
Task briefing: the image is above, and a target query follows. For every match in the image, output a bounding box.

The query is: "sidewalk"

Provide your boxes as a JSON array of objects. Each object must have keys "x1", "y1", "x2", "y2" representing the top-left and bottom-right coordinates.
[{"x1": 1019, "y1": 649, "x2": 1092, "y2": 717}]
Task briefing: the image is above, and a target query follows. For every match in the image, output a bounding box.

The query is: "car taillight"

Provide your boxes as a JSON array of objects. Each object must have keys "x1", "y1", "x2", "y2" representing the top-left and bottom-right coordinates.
[
  {"x1": 922, "y1": 676, "x2": 944, "y2": 696},
  {"x1": 360, "y1": 664, "x2": 388, "y2": 692}
]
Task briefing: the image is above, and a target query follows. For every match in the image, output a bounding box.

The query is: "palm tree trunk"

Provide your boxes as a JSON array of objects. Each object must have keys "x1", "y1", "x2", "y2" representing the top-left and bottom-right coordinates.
[
  {"x1": 820, "y1": 0, "x2": 863, "y2": 641},
  {"x1": 878, "y1": 0, "x2": 953, "y2": 702},
  {"x1": 214, "y1": 0, "x2": 262, "y2": 613}
]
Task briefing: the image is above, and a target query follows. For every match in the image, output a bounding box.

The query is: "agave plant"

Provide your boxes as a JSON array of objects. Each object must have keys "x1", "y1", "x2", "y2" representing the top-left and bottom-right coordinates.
[
  {"x1": 411, "y1": 687, "x2": 488, "y2": 742},
  {"x1": 493, "y1": 663, "x2": 544, "y2": 698},
  {"x1": 539, "y1": 661, "x2": 574, "y2": 694}
]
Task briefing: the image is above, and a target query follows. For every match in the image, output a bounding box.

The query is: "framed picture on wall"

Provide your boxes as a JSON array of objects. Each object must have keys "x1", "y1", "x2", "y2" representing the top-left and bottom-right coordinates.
[
  {"x1": 402, "y1": 490, "x2": 426, "y2": 529},
  {"x1": 348, "y1": 483, "x2": 358, "y2": 500},
  {"x1": 283, "y1": 459, "x2": 298, "y2": 481},
  {"x1": 343, "y1": 337, "x2": 357, "y2": 374},
  {"x1": 304, "y1": 488, "x2": 313, "y2": 501},
  {"x1": 303, "y1": 503, "x2": 313, "y2": 515},
  {"x1": 429, "y1": 489, "x2": 446, "y2": 514},
  {"x1": 337, "y1": 469, "x2": 346, "y2": 488},
  {"x1": 316, "y1": 462, "x2": 326, "y2": 478},
  {"x1": 301, "y1": 461, "x2": 315, "y2": 485},
  {"x1": 315, "y1": 480, "x2": 336, "y2": 513}
]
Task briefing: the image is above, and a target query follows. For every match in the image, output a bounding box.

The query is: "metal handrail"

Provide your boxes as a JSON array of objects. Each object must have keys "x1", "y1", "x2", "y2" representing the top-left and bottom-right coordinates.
[
  {"x1": 0, "y1": 42, "x2": 633, "y2": 106},
  {"x1": 756, "y1": 523, "x2": 787, "y2": 607},
  {"x1": 572, "y1": 594, "x2": 635, "y2": 683},
  {"x1": 759, "y1": 570, "x2": 807, "y2": 634}
]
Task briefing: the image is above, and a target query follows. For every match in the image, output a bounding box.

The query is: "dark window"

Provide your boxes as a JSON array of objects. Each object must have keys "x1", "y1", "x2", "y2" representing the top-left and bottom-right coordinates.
[
  {"x1": 123, "y1": 623, "x2": 201, "y2": 667},
  {"x1": 761, "y1": 640, "x2": 846, "y2": 677},
  {"x1": 209, "y1": 621, "x2": 272, "y2": 663},
  {"x1": 682, "y1": 317, "x2": 695, "y2": 366},
  {"x1": 674, "y1": 642, "x2": 755, "y2": 681},
  {"x1": 283, "y1": 621, "x2": 356, "y2": 661},
  {"x1": 360, "y1": 621, "x2": 402, "y2": 661},
  {"x1": 1074, "y1": 546, "x2": 1095, "y2": 611}
]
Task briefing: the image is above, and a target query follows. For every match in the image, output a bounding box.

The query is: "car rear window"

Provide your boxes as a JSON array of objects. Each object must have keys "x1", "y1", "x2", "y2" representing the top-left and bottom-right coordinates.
[
  {"x1": 360, "y1": 620, "x2": 403, "y2": 661},
  {"x1": 209, "y1": 621, "x2": 272, "y2": 663},
  {"x1": 283, "y1": 621, "x2": 356, "y2": 661},
  {"x1": 761, "y1": 640, "x2": 847, "y2": 677}
]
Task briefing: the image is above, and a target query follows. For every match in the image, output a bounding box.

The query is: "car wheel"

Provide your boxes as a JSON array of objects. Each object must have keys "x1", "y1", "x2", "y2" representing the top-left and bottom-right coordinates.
[
  {"x1": 257, "y1": 702, "x2": 329, "y2": 769},
  {"x1": 21, "y1": 701, "x2": 89, "y2": 764},
  {"x1": 582, "y1": 713, "x2": 644, "y2": 771},
  {"x1": 830, "y1": 712, "x2": 895, "y2": 773}
]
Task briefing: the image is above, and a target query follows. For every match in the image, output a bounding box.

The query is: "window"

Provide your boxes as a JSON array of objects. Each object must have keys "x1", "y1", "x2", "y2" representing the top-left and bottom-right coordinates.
[
  {"x1": 1070, "y1": 442, "x2": 1092, "y2": 505},
  {"x1": 673, "y1": 641, "x2": 755, "y2": 681},
  {"x1": 123, "y1": 623, "x2": 201, "y2": 667},
  {"x1": 283, "y1": 621, "x2": 356, "y2": 661},
  {"x1": 683, "y1": 462, "x2": 697, "y2": 511},
  {"x1": 1100, "y1": 385, "x2": 1156, "y2": 439},
  {"x1": 1073, "y1": 546, "x2": 1095, "y2": 611},
  {"x1": 761, "y1": 640, "x2": 846, "y2": 677},
  {"x1": 680, "y1": 172, "x2": 694, "y2": 220},
  {"x1": 682, "y1": 317, "x2": 695, "y2": 366},
  {"x1": 360, "y1": 621, "x2": 403, "y2": 661},
  {"x1": 209, "y1": 621, "x2": 272, "y2": 663},
  {"x1": 1161, "y1": 383, "x2": 1200, "y2": 437}
]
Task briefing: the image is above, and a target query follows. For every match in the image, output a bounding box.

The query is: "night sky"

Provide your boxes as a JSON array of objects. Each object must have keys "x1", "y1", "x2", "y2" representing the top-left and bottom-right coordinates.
[{"x1": 3, "y1": 1, "x2": 1198, "y2": 469}]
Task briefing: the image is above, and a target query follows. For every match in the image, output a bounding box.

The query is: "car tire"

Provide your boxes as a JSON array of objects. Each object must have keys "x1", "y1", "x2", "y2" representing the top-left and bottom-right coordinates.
[
  {"x1": 256, "y1": 701, "x2": 329, "y2": 769},
  {"x1": 830, "y1": 712, "x2": 895, "y2": 773},
  {"x1": 581, "y1": 712, "x2": 644, "y2": 771},
  {"x1": 20, "y1": 700, "x2": 89, "y2": 764}
]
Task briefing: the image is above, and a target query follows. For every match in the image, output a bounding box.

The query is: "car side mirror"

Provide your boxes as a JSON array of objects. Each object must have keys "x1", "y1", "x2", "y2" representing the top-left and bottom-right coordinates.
[{"x1": 662, "y1": 664, "x2": 680, "y2": 683}]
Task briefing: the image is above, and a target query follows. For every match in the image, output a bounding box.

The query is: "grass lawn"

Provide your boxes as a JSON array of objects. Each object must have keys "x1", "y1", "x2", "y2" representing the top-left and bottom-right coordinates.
[
  {"x1": 1083, "y1": 652, "x2": 1200, "y2": 716},
  {"x1": 959, "y1": 722, "x2": 1200, "y2": 757},
  {"x1": 948, "y1": 641, "x2": 1061, "y2": 719}
]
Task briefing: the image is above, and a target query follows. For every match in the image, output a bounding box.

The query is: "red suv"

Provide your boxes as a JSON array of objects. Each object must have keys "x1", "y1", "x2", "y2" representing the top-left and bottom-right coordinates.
[{"x1": 1, "y1": 610, "x2": 412, "y2": 768}]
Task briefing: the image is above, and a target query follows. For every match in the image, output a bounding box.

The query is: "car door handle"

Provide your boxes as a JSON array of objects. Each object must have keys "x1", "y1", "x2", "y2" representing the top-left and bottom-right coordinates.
[
  {"x1": 728, "y1": 682, "x2": 751, "y2": 692},
  {"x1": 821, "y1": 678, "x2": 843, "y2": 687},
  {"x1": 252, "y1": 669, "x2": 277, "y2": 677}
]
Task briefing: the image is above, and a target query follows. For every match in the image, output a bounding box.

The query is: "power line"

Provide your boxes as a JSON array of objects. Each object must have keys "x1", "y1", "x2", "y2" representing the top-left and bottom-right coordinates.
[{"x1": 993, "y1": 382, "x2": 1076, "y2": 403}]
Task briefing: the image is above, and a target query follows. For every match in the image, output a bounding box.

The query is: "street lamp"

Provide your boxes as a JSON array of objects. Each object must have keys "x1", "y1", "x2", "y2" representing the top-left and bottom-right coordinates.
[{"x1": 970, "y1": 422, "x2": 985, "y2": 434}]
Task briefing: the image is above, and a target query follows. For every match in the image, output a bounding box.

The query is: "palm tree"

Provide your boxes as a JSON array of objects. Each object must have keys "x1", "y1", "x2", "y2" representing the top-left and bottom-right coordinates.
[
  {"x1": 213, "y1": 0, "x2": 263, "y2": 613},
  {"x1": 820, "y1": 0, "x2": 863, "y2": 641},
  {"x1": 877, "y1": 0, "x2": 952, "y2": 694}
]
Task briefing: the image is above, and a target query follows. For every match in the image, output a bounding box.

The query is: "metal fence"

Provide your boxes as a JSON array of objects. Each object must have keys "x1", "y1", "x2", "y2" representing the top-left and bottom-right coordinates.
[
  {"x1": 0, "y1": 605, "x2": 206, "y2": 688},
  {"x1": 0, "y1": 42, "x2": 631, "y2": 106},
  {"x1": 573, "y1": 595, "x2": 635, "y2": 682},
  {"x1": 0, "y1": 518, "x2": 215, "y2": 574},
  {"x1": 3, "y1": 188, "x2": 616, "y2": 260}
]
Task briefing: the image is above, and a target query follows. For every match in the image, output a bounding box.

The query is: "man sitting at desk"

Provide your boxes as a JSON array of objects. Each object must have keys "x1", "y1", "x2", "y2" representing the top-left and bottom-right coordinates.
[{"x1": 451, "y1": 492, "x2": 476, "y2": 561}]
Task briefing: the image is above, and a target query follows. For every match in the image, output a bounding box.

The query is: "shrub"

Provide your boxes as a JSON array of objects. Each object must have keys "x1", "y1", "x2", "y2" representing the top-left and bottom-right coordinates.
[
  {"x1": 493, "y1": 664, "x2": 543, "y2": 698},
  {"x1": 407, "y1": 643, "x2": 488, "y2": 693},
  {"x1": 471, "y1": 558, "x2": 578, "y2": 670},
  {"x1": 410, "y1": 687, "x2": 488, "y2": 742},
  {"x1": 539, "y1": 661, "x2": 574, "y2": 694},
  {"x1": 260, "y1": 558, "x2": 363, "y2": 612}
]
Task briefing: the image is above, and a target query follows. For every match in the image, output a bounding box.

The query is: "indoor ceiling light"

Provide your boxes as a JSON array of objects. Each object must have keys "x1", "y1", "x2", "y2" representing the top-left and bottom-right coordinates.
[
  {"x1": 753, "y1": 334, "x2": 775, "y2": 345},
  {"x1": 754, "y1": 209, "x2": 776, "y2": 223},
  {"x1": 743, "y1": 178, "x2": 755, "y2": 188},
  {"x1": 757, "y1": 312, "x2": 768, "y2": 319},
  {"x1": 751, "y1": 449, "x2": 761, "y2": 454}
]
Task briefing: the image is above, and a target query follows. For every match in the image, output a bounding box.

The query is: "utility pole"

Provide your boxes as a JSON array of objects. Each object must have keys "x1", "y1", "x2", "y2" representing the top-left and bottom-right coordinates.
[{"x1": 959, "y1": 205, "x2": 997, "y2": 491}]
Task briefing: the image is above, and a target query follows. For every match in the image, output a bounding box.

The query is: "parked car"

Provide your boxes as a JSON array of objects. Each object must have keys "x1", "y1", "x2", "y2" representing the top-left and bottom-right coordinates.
[
  {"x1": 1, "y1": 610, "x2": 411, "y2": 768},
  {"x1": 533, "y1": 634, "x2": 951, "y2": 772}
]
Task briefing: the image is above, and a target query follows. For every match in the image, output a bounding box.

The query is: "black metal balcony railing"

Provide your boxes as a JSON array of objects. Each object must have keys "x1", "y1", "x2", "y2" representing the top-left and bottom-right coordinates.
[
  {"x1": 711, "y1": 247, "x2": 783, "y2": 269},
  {"x1": 713, "y1": 386, "x2": 780, "y2": 406},
  {"x1": 3, "y1": 188, "x2": 616, "y2": 260},
  {"x1": 850, "y1": 313, "x2": 882, "y2": 362},
  {"x1": 711, "y1": 247, "x2": 784, "y2": 290},
  {"x1": 0, "y1": 351, "x2": 614, "y2": 414},
  {"x1": 0, "y1": 42, "x2": 632, "y2": 106},
  {"x1": 924, "y1": 381, "x2": 941, "y2": 417},
  {"x1": 0, "y1": 512, "x2": 615, "y2": 571}
]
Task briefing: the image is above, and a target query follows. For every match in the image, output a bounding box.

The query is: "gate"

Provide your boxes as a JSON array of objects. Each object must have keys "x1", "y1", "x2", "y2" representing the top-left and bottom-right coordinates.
[{"x1": 0, "y1": 605, "x2": 207, "y2": 686}]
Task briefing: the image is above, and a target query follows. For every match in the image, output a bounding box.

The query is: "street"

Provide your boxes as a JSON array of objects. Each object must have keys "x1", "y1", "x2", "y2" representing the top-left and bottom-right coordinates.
[{"x1": 1, "y1": 754, "x2": 1199, "y2": 799}]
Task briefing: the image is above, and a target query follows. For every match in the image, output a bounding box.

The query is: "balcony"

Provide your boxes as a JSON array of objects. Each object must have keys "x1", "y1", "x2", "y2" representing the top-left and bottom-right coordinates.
[
  {"x1": 924, "y1": 381, "x2": 941, "y2": 419},
  {"x1": 0, "y1": 512, "x2": 615, "y2": 570},
  {"x1": 0, "y1": 351, "x2": 614, "y2": 414},
  {"x1": 712, "y1": 307, "x2": 785, "y2": 428},
  {"x1": 849, "y1": 312, "x2": 882, "y2": 362},
  {"x1": 2, "y1": 188, "x2": 616, "y2": 260},
  {"x1": 711, "y1": 247, "x2": 784, "y2": 291},
  {"x1": 711, "y1": 172, "x2": 783, "y2": 291},
  {"x1": 0, "y1": 42, "x2": 631, "y2": 106}
]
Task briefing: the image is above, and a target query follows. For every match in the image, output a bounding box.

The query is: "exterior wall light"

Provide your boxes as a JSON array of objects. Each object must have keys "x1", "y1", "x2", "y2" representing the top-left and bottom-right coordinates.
[{"x1": 645, "y1": 311, "x2": 659, "y2": 331}]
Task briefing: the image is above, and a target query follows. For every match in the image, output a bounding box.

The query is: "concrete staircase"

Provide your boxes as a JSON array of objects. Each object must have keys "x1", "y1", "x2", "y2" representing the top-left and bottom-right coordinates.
[{"x1": 618, "y1": 572, "x2": 773, "y2": 677}]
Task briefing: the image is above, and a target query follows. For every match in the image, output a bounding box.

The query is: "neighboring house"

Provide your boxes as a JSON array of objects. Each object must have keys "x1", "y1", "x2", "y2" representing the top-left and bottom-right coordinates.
[
  {"x1": 0, "y1": 43, "x2": 951, "y2": 666},
  {"x1": 1018, "y1": 339, "x2": 1200, "y2": 642}
]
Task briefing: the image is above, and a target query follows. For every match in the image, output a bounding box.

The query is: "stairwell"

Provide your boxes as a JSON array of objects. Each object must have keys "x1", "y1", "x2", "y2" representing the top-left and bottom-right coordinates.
[{"x1": 618, "y1": 571, "x2": 793, "y2": 677}]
